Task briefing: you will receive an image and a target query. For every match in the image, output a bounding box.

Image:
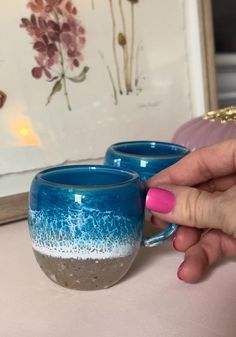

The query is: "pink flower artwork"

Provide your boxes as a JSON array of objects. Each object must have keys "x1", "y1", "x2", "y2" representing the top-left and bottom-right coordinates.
[
  {"x1": 0, "y1": 90, "x2": 7, "y2": 109},
  {"x1": 20, "y1": 0, "x2": 89, "y2": 110}
]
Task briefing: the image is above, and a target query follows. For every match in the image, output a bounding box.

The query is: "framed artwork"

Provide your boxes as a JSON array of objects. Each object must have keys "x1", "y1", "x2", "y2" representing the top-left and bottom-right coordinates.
[{"x1": 0, "y1": 0, "x2": 217, "y2": 224}]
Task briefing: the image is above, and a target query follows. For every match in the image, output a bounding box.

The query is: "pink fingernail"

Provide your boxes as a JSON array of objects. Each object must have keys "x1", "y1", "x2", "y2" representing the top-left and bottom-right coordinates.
[
  {"x1": 177, "y1": 262, "x2": 185, "y2": 280},
  {"x1": 145, "y1": 187, "x2": 175, "y2": 213}
]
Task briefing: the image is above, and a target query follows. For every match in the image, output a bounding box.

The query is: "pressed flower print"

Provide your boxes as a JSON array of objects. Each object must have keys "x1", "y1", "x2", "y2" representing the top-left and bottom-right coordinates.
[
  {"x1": 20, "y1": 0, "x2": 89, "y2": 110},
  {"x1": 0, "y1": 91, "x2": 7, "y2": 109},
  {"x1": 103, "y1": 0, "x2": 141, "y2": 104}
]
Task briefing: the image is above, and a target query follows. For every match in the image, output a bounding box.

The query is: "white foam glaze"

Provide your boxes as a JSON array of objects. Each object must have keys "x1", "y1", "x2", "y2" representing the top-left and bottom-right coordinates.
[
  {"x1": 29, "y1": 208, "x2": 141, "y2": 259},
  {"x1": 32, "y1": 240, "x2": 139, "y2": 260}
]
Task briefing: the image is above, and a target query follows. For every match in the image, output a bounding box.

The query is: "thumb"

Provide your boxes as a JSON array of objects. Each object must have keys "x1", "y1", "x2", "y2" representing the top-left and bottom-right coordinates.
[{"x1": 145, "y1": 185, "x2": 236, "y2": 238}]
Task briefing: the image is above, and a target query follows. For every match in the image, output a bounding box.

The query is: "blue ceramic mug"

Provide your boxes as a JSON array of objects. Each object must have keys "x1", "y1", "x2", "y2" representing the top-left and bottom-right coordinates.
[
  {"x1": 104, "y1": 141, "x2": 189, "y2": 181},
  {"x1": 28, "y1": 165, "x2": 173, "y2": 291},
  {"x1": 104, "y1": 140, "x2": 190, "y2": 243}
]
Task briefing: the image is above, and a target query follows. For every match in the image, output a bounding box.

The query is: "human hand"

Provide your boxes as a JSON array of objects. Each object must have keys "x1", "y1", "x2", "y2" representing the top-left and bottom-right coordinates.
[{"x1": 146, "y1": 139, "x2": 236, "y2": 283}]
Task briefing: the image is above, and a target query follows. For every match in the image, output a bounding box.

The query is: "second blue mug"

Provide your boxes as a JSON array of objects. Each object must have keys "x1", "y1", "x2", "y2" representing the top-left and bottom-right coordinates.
[
  {"x1": 104, "y1": 140, "x2": 189, "y2": 181},
  {"x1": 104, "y1": 140, "x2": 190, "y2": 245}
]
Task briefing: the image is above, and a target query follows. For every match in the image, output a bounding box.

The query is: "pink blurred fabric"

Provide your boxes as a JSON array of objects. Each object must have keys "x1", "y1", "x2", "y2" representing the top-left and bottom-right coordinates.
[{"x1": 172, "y1": 117, "x2": 236, "y2": 151}]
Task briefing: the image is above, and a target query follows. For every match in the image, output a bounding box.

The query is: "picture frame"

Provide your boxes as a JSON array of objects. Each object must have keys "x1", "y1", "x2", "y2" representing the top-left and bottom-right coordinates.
[{"x1": 0, "y1": 0, "x2": 218, "y2": 225}]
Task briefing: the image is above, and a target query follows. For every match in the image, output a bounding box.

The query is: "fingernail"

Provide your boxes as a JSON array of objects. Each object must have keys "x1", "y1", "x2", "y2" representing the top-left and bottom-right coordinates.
[
  {"x1": 177, "y1": 262, "x2": 185, "y2": 280},
  {"x1": 145, "y1": 187, "x2": 175, "y2": 213},
  {"x1": 172, "y1": 234, "x2": 178, "y2": 251}
]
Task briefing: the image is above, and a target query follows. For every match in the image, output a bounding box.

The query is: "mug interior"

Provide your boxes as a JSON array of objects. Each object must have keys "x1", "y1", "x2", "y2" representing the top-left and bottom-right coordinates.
[
  {"x1": 37, "y1": 165, "x2": 138, "y2": 188},
  {"x1": 111, "y1": 141, "x2": 188, "y2": 157}
]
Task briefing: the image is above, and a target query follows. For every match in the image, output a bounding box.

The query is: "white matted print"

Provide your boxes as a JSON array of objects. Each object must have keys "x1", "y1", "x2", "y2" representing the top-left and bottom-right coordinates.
[{"x1": 0, "y1": 0, "x2": 215, "y2": 201}]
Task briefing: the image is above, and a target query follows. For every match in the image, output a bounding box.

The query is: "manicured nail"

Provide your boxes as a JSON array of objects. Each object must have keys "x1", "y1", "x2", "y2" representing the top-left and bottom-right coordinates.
[
  {"x1": 177, "y1": 262, "x2": 185, "y2": 280},
  {"x1": 145, "y1": 187, "x2": 175, "y2": 213}
]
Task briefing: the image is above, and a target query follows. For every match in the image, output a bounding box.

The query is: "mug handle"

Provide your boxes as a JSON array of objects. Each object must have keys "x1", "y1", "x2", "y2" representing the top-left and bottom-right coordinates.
[
  {"x1": 142, "y1": 224, "x2": 178, "y2": 247},
  {"x1": 141, "y1": 185, "x2": 178, "y2": 247}
]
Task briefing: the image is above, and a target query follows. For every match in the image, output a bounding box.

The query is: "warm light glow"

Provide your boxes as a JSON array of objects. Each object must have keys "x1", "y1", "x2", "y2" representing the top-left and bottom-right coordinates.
[
  {"x1": 19, "y1": 127, "x2": 30, "y2": 137},
  {"x1": 9, "y1": 116, "x2": 41, "y2": 146}
]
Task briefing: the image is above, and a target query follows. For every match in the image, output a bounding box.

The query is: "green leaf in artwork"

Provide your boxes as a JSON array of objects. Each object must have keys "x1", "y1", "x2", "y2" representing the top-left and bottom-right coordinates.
[
  {"x1": 47, "y1": 76, "x2": 59, "y2": 82},
  {"x1": 46, "y1": 79, "x2": 62, "y2": 106},
  {"x1": 67, "y1": 66, "x2": 89, "y2": 83}
]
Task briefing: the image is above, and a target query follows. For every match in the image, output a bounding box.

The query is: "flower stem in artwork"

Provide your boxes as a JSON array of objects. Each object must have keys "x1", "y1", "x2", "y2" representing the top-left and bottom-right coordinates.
[
  {"x1": 135, "y1": 41, "x2": 143, "y2": 94},
  {"x1": 54, "y1": 12, "x2": 72, "y2": 111},
  {"x1": 99, "y1": 51, "x2": 118, "y2": 105},
  {"x1": 118, "y1": 0, "x2": 129, "y2": 94},
  {"x1": 128, "y1": 0, "x2": 138, "y2": 93},
  {"x1": 106, "y1": 64, "x2": 118, "y2": 105},
  {"x1": 108, "y1": 0, "x2": 123, "y2": 95}
]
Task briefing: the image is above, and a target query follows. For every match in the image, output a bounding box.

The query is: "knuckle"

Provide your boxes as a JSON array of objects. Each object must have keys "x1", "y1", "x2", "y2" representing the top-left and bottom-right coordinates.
[
  {"x1": 182, "y1": 189, "x2": 202, "y2": 226},
  {"x1": 182, "y1": 188, "x2": 215, "y2": 227},
  {"x1": 219, "y1": 188, "x2": 236, "y2": 238}
]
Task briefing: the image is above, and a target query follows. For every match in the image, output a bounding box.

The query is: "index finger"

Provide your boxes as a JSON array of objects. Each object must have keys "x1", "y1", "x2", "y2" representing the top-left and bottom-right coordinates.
[{"x1": 147, "y1": 139, "x2": 236, "y2": 187}]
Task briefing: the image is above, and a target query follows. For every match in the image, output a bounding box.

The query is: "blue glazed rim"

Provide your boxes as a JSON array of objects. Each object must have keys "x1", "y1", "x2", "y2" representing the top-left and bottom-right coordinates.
[
  {"x1": 34, "y1": 165, "x2": 140, "y2": 190},
  {"x1": 108, "y1": 140, "x2": 189, "y2": 159}
]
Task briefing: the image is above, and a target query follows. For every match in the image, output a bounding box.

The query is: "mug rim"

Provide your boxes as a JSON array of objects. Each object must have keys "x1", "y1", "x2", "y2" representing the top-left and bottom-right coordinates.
[
  {"x1": 108, "y1": 140, "x2": 189, "y2": 159},
  {"x1": 35, "y1": 165, "x2": 140, "y2": 190}
]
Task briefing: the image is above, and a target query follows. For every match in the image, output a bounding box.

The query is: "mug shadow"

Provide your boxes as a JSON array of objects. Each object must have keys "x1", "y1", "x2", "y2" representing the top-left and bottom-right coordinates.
[
  {"x1": 197, "y1": 256, "x2": 236, "y2": 284},
  {"x1": 122, "y1": 221, "x2": 175, "y2": 282},
  {"x1": 124, "y1": 243, "x2": 173, "y2": 281},
  {"x1": 122, "y1": 221, "x2": 236, "y2": 285},
  {"x1": 124, "y1": 249, "x2": 236, "y2": 285}
]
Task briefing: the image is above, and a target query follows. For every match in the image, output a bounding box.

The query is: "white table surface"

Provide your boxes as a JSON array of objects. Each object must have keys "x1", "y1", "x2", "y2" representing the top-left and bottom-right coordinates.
[{"x1": 1, "y1": 220, "x2": 236, "y2": 337}]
